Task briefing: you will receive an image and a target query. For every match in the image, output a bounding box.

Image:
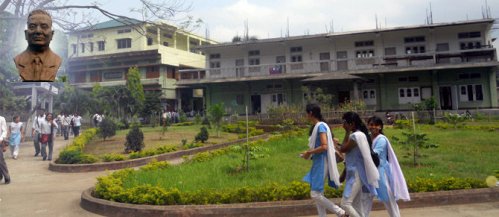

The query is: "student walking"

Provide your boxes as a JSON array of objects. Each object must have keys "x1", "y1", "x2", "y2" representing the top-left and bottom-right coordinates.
[
  {"x1": 336, "y1": 112, "x2": 379, "y2": 217},
  {"x1": 32, "y1": 111, "x2": 44, "y2": 156},
  {"x1": 366, "y1": 116, "x2": 410, "y2": 217},
  {"x1": 0, "y1": 115, "x2": 11, "y2": 184},
  {"x1": 8, "y1": 116, "x2": 24, "y2": 160},
  {"x1": 39, "y1": 113, "x2": 58, "y2": 161},
  {"x1": 72, "y1": 113, "x2": 81, "y2": 137},
  {"x1": 301, "y1": 104, "x2": 346, "y2": 217},
  {"x1": 62, "y1": 113, "x2": 71, "y2": 140}
]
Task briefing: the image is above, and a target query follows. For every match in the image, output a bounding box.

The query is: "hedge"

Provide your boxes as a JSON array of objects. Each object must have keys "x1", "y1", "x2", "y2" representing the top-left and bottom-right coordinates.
[{"x1": 56, "y1": 128, "x2": 99, "y2": 164}]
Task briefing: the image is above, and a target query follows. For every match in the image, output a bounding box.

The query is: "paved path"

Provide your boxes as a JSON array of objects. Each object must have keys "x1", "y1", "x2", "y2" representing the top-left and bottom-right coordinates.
[{"x1": 1, "y1": 135, "x2": 498, "y2": 217}]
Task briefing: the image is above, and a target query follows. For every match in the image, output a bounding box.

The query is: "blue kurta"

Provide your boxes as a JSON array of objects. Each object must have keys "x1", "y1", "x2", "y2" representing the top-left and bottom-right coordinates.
[
  {"x1": 303, "y1": 123, "x2": 335, "y2": 192},
  {"x1": 373, "y1": 136, "x2": 393, "y2": 202},
  {"x1": 343, "y1": 131, "x2": 377, "y2": 198}
]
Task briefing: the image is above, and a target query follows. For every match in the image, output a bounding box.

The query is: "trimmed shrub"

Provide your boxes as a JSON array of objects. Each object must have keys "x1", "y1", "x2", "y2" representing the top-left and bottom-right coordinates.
[
  {"x1": 124, "y1": 126, "x2": 145, "y2": 153},
  {"x1": 194, "y1": 127, "x2": 209, "y2": 143},
  {"x1": 102, "y1": 153, "x2": 126, "y2": 162},
  {"x1": 56, "y1": 128, "x2": 98, "y2": 164},
  {"x1": 99, "y1": 118, "x2": 117, "y2": 141}
]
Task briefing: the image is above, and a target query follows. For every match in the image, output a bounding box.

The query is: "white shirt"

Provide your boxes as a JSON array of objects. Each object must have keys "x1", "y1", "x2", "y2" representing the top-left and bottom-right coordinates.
[
  {"x1": 0, "y1": 116, "x2": 7, "y2": 142},
  {"x1": 73, "y1": 116, "x2": 82, "y2": 127},
  {"x1": 9, "y1": 122, "x2": 23, "y2": 134},
  {"x1": 62, "y1": 116, "x2": 71, "y2": 126},
  {"x1": 39, "y1": 119, "x2": 58, "y2": 134},
  {"x1": 32, "y1": 115, "x2": 44, "y2": 133}
]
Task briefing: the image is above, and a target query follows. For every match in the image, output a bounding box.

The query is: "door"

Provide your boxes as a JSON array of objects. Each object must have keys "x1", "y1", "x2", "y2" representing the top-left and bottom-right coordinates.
[
  {"x1": 439, "y1": 86, "x2": 452, "y2": 110},
  {"x1": 260, "y1": 94, "x2": 273, "y2": 114},
  {"x1": 235, "y1": 59, "x2": 244, "y2": 77},
  {"x1": 338, "y1": 91, "x2": 350, "y2": 104},
  {"x1": 250, "y1": 95, "x2": 261, "y2": 114}
]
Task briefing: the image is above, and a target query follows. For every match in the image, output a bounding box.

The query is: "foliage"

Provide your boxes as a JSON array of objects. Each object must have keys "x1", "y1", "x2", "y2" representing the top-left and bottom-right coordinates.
[
  {"x1": 394, "y1": 120, "x2": 411, "y2": 129},
  {"x1": 179, "y1": 110, "x2": 188, "y2": 123},
  {"x1": 208, "y1": 103, "x2": 225, "y2": 137},
  {"x1": 266, "y1": 104, "x2": 307, "y2": 124},
  {"x1": 194, "y1": 127, "x2": 209, "y2": 143},
  {"x1": 124, "y1": 126, "x2": 145, "y2": 153},
  {"x1": 301, "y1": 86, "x2": 334, "y2": 110},
  {"x1": 102, "y1": 153, "x2": 126, "y2": 162},
  {"x1": 55, "y1": 128, "x2": 99, "y2": 164},
  {"x1": 221, "y1": 121, "x2": 264, "y2": 139},
  {"x1": 408, "y1": 177, "x2": 486, "y2": 192},
  {"x1": 140, "y1": 91, "x2": 163, "y2": 124},
  {"x1": 338, "y1": 100, "x2": 367, "y2": 112},
  {"x1": 172, "y1": 122, "x2": 194, "y2": 126},
  {"x1": 194, "y1": 114, "x2": 202, "y2": 124},
  {"x1": 444, "y1": 112, "x2": 467, "y2": 129},
  {"x1": 126, "y1": 66, "x2": 145, "y2": 117},
  {"x1": 99, "y1": 118, "x2": 117, "y2": 141},
  {"x1": 281, "y1": 118, "x2": 296, "y2": 131},
  {"x1": 392, "y1": 131, "x2": 438, "y2": 166},
  {"x1": 202, "y1": 116, "x2": 211, "y2": 128},
  {"x1": 140, "y1": 159, "x2": 170, "y2": 171}
]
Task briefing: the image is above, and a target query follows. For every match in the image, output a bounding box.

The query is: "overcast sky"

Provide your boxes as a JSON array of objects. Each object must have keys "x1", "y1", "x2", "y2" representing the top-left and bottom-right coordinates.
[{"x1": 68, "y1": 0, "x2": 498, "y2": 43}]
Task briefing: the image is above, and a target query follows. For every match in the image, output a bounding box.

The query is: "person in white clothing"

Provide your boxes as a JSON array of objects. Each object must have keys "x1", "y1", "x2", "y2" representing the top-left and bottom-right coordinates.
[
  {"x1": 0, "y1": 115, "x2": 11, "y2": 184},
  {"x1": 8, "y1": 116, "x2": 24, "y2": 159},
  {"x1": 32, "y1": 110, "x2": 44, "y2": 156},
  {"x1": 72, "y1": 113, "x2": 82, "y2": 137},
  {"x1": 62, "y1": 113, "x2": 71, "y2": 140},
  {"x1": 39, "y1": 113, "x2": 58, "y2": 161}
]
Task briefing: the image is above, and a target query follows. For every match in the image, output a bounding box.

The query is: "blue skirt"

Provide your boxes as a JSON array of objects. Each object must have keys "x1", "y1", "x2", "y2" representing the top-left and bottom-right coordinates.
[{"x1": 9, "y1": 132, "x2": 21, "y2": 146}]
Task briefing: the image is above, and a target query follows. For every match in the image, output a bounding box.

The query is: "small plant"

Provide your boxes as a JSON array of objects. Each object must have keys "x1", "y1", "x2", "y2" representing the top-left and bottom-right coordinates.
[
  {"x1": 195, "y1": 127, "x2": 209, "y2": 143},
  {"x1": 202, "y1": 116, "x2": 211, "y2": 129},
  {"x1": 98, "y1": 118, "x2": 117, "y2": 141},
  {"x1": 181, "y1": 139, "x2": 188, "y2": 146},
  {"x1": 392, "y1": 131, "x2": 438, "y2": 167},
  {"x1": 281, "y1": 118, "x2": 295, "y2": 131},
  {"x1": 444, "y1": 112, "x2": 467, "y2": 129},
  {"x1": 124, "y1": 126, "x2": 145, "y2": 153},
  {"x1": 194, "y1": 114, "x2": 202, "y2": 125}
]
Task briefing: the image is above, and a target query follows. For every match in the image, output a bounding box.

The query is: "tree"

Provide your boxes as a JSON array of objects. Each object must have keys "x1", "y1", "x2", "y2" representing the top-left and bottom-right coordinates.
[
  {"x1": 124, "y1": 126, "x2": 144, "y2": 153},
  {"x1": 99, "y1": 118, "x2": 117, "y2": 141},
  {"x1": 208, "y1": 103, "x2": 225, "y2": 137},
  {"x1": 194, "y1": 126, "x2": 209, "y2": 143},
  {"x1": 140, "y1": 91, "x2": 162, "y2": 125},
  {"x1": 392, "y1": 131, "x2": 438, "y2": 167},
  {"x1": 126, "y1": 66, "x2": 145, "y2": 117}
]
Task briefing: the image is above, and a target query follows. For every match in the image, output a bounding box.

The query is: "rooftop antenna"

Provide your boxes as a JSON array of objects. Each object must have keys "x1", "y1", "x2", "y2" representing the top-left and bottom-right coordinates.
[
  {"x1": 331, "y1": 19, "x2": 334, "y2": 33},
  {"x1": 429, "y1": 2, "x2": 433, "y2": 24},
  {"x1": 286, "y1": 17, "x2": 290, "y2": 37},
  {"x1": 205, "y1": 24, "x2": 210, "y2": 40},
  {"x1": 486, "y1": 0, "x2": 492, "y2": 18},
  {"x1": 375, "y1": 14, "x2": 379, "y2": 29},
  {"x1": 244, "y1": 19, "x2": 249, "y2": 41}
]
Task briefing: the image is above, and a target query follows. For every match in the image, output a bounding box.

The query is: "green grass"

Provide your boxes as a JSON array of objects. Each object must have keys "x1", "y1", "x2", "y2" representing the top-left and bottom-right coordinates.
[
  {"x1": 84, "y1": 125, "x2": 239, "y2": 156},
  {"x1": 120, "y1": 122, "x2": 498, "y2": 192}
]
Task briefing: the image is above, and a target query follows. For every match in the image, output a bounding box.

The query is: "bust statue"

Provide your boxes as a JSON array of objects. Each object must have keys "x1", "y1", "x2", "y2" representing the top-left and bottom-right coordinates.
[{"x1": 13, "y1": 9, "x2": 61, "y2": 82}]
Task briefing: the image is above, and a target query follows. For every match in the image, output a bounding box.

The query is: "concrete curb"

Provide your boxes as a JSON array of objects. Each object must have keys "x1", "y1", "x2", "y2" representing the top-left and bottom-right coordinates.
[
  {"x1": 81, "y1": 187, "x2": 499, "y2": 217},
  {"x1": 49, "y1": 134, "x2": 269, "y2": 173}
]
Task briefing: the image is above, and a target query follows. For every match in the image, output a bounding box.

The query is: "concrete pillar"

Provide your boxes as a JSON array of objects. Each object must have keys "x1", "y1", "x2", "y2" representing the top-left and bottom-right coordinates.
[
  {"x1": 157, "y1": 27, "x2": 161, "y2": 46},
  {"x1": 489, "y1": 68, "x2": 498, "y2": 108},
  {"x1": 31, "y1": 85, "x2": 37, "y2": 111},
  {"x1": 48, "y1": 94, "x2": 53, "y2": 113},
  {"x1": 353, "y1": 81, "x2": 359, "y2": 100},
  {"x1": 431, "y1": 70, "x2": 441, "y2": 108}
]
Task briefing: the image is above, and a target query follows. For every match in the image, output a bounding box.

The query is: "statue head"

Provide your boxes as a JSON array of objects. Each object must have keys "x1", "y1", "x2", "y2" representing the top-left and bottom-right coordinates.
[{"x1": 25, "y1": 9, "x2": 54, "y2": 52}]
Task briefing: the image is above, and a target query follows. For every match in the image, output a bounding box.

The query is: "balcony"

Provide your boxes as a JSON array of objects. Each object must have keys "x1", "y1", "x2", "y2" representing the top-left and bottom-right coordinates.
[
  {"x1": 72, "y1": 78, "x2": 160, "y2": 89},
  {"x1": 178, "y1": 47, "x2": 496, "y2": 82}
]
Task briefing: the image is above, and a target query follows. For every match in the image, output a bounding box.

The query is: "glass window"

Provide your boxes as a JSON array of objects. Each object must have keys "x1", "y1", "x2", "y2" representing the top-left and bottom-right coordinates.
[
  {"x1": 475, "y1": 85, "x2": 483, "y2": 100},
  {"x1": 399, "y1": 89, "x2": 405, "y2": 97},
  {"x1": 413, "y1": 88, "x2": 419, "y2": 97},
  {"x1": 407, "y1": 89, "x2": 412, "y2": 97}
]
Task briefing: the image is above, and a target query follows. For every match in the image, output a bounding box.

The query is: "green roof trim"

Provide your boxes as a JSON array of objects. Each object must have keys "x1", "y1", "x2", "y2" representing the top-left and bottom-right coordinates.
[{"x1": 75, "y1": 18, "x2": 144, "y2": 32}]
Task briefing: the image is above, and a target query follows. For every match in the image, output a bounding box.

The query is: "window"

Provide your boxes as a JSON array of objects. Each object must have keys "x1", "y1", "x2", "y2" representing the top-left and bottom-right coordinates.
[
  {"x1": 89, "y1": 42, "x2": 94, "y2": 52},
  {"x1": 385, "y1": 47, "x2": 396, "y2": 56},
  {"x1": 404, "y1": 36, "x2": 425, "y2": 43},
  {"x1": 290, "y1": 46, "x2": 302, "y2": 52},
  {"x1": 436, "y1": 43, "x2": 449, "y2": 52},
  {"x1": 98, "y1": 41, "x2": 105, "y2": 51},
  {"x1": 147, "y1": 38, "x2": 153, "y2": 45},
  {"x1": 405, "y1": 46, "x2": 425, "y2": 54},
  {"x1": 291, "y1": 55, "x2": 302, "y2": 62},
  {"x1": 117, "y1": 38, "x2": 132, "y2": 49},
  {"x1": 249, "y1": 58, "x2": 260, "y2": 65},
  {"x1": 210, "y1": 61, "x2": 220, "y2": 68},
  {"x1": 319, "y1": 52, "x2": 330, "y2": 60},
  {"x1": 209, "y1": 53, "x2": 221, "y2": 59},
  {"x1": 460, "y1": 84, "x2": 483, "y2": 101},
  {"x1": 80, "y1": 43, "x2": 85, "y2": 53},
  {"x1": 408, "y1": 76, "x2": 419, "y2": 82},
  {"x1": 356, "y1": 50, "x2": 374, "y2": 58},
  {"x1": 163, "y1": 33, "x2": 173, "y2": 38},
  {"x1": 103, "y1": 71, "x2": 123, "y2": 79},
  {"x1": 363, "y1": 89, "x2": 376, "y2": 105},
  {"x1": 336, "y1": 51, "x2": 347, "y2": 59},
  {"x1": 398, "y1": 87, "x2": 421, "y2": 104},
  {"x1": 248, "y1": 50, "x2": 260, "y2": 56},
  {"x1": 117, "y1": 28, "x2": 131, "y2": 34},
  {"x1": 71, "y1": 44, "x2": 77, "y2": 54},
  {"x1": 355, "y1": 40, "x2": 374, "y2": 47},
  {"x1": 458, "y1": 31, "x2": 481, "y2": 39},
  {"x1": 80, "y1": 33, "x2": 93, "y2": 38},
  {"x1": 459, "y1": 72, "x2": 481, "y2": 80},
  {"x1": 460, "y1": 41, "x2": 482, "y2": 50},
  {"x1": 163, "y1": 42, "x2": 169, "y2": 46}
]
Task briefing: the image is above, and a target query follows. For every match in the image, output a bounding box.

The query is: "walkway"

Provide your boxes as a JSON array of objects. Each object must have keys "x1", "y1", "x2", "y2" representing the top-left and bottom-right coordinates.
[{"x1": 0, "y1": 135, "x2": 498, "y2": 217}]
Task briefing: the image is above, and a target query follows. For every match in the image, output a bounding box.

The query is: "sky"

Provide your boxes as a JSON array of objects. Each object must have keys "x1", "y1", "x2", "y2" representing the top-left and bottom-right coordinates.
[{"x1": 67, "y1": 0, "x2": 499, "y2": 43}]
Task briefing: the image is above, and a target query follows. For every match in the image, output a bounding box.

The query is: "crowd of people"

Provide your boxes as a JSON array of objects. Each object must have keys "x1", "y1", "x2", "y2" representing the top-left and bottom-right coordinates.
[
  {"x1": 302, "y1": 103, "x2": 410, "y2": 217},
  {"x1": 0, "y1": 110, "x2": 84, "y2": 184}
]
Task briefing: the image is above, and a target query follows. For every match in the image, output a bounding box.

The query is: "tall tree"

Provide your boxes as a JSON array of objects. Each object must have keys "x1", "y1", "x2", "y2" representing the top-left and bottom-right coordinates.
[
  {"x1": 140, "y1": 91, "x2": 162, "y2": 124},
  {"x1": 208, "y1": 102, "x2": 225, "y2": 137},
  {"x1": 126, "y1": 66, "x2": 145, "y2": 118}
]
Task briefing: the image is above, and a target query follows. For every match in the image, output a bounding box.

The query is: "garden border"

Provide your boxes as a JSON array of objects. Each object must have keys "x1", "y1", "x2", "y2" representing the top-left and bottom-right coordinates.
[
  {"x1": 49, "y1": 134, "x2": 269, "y2": 173},
  {"x1": 81, "y1": 187, "x2": 499, "y2": 217}
]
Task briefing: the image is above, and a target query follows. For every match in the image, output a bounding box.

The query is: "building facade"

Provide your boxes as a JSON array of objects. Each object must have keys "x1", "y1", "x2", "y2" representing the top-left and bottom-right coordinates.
[
  {"x1": 67, "y1": 18, "x2": 216, "y2": 110},
  {"x1": 178, "y1": 19, "x2": 498, "y2": 114}
]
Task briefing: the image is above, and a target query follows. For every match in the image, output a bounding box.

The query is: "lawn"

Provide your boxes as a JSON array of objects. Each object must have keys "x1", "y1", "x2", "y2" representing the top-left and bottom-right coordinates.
[
  {"x1": 84, "y1": 125, "x2": 239, "y2": 156},
  {"x1": 120, "y1": 121, "x2": 499, "y2": 192}
]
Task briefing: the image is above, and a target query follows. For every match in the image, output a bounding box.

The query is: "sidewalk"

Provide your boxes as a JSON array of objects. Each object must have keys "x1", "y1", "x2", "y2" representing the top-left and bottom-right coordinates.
[
  {"x1": 0, "y1": 135, "x2": 106, "y2": 217},
  {"x1": 0, "y1": 134, "x2": 498, "y2": 217}
]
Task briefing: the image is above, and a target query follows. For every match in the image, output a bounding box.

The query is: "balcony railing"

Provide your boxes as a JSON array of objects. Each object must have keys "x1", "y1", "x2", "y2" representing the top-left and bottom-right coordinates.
[{"x1": 179, "y1": 48, "x2": 496, "y2": 81}]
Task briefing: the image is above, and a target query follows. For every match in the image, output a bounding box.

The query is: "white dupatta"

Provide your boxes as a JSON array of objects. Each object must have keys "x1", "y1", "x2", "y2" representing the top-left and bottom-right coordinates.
[
  {"x1": 374, "y1": 134, "x2": 411, "y2": 201},
  {"x1": 351, "y1": 131, "x2": 379, "y2": 188},
  {"x1": 308, "y1": 122, "x2": 341, "y2": 187}
]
